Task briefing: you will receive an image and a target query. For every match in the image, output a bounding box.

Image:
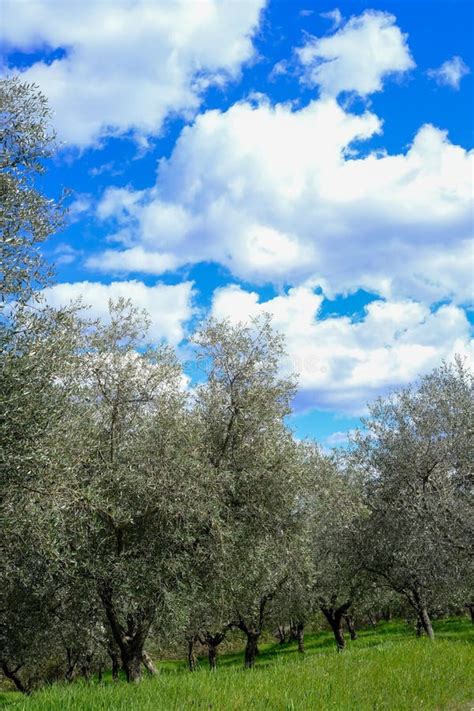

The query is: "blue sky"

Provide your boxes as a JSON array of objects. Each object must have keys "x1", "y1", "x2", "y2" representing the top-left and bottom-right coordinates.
[{"x1": 2, "y1": 0, "x2": 472, "y2": 445}]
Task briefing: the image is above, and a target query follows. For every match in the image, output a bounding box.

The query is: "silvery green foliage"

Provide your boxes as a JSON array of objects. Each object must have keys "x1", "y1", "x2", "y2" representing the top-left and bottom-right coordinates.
[
  {"x1": 1, "y1": 304, "x2": 85, "y2": 691},
  {"x1": 350, "y1": 357, "x2": 473, "y2": 637},
  {"x1": 191, "y1": 316, "x2": 311, "y2": 666},
  {"x1": 45, "y1": 299, "x2": 208, "y2": 681},
  {"x1": 299, "y1": 443, "x2": 367, "y2": 649},
  {"x1": 0, "y1": 77, "x2": 63, "y2": 306}
]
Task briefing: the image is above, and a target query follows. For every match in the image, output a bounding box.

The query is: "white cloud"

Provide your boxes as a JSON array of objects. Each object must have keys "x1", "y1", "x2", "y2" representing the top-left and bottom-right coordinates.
[
  {"x1": 428, "y1": 56, "x2": 470, "y2": 89},
  {"x1": 92, "y1": 97, "x2": 473, "y2": 305},
  {"x1": 320, "y1": 8, "x2": 343, "y2": 31},
  {"x1": 210, "y1": 284, "x2": 472, "y2": 414},
  {"x1": 43, "y1": 280, "x2": 194, "y2": 345},
  {"x1": 86, "y1": 248, "x2": 179, "y2": 275},
  {"x1": 1, "y1": 0, "x2": 265, "y2": 147},
  {"x1": 296, "y1": 10, "x2": 414, "y2": 97},
  {"x1": 68, "y1": 194, "x2": 93, "y2": 222}
]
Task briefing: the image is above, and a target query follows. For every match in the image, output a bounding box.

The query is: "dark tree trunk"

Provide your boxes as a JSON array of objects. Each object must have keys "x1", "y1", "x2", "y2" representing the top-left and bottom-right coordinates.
[
  {"x1": 123, "y1": 651, "x2": 142, "y2": 683},
  {"x1": 80, "y1": 655, "x2": 93, "y2": 681},
  {"x1": 203, "y1": 630, "x2": 226, "y2": 671},
  {"x1": 100, "y1": 585, "x2": 155, "y2": 683},
  {"x1": 344, "y1": 615, "x2": 358, "y2": 640},
  {"x1": 276, "y1": 625, "x2": 287, "y2": 644},
  {"x1": 65, "y1": 648, "x2": 78, "y2": 682},
  {"x1": 1, "y1": 662, "x2": 28, "y2": 694},
  {"x1": 408, "y1": 588, "x2": 435, "y2": 641},
  {"x1": 109, "y1": 650, "x2": 120, "y2": 680},
  {"x1": 295, "y1": 622, "x2": 305, "y2": 653},
  {"x1": 187, "y1": 637, "x2": 198, "y2": 672},
  {"x1": 141, "y1": 651, "x2": 157, "y2": 675},
  {"x1": 208, "y1": 643, "x2": 217, "y2": 670},
  {"x1": 466, "y1": 603, "x2": 474, "y2": 624},
  {"x1": 321, "y1": 603, "x2": 351, "y2": 652},
  {"x1": 244, "y1": 632, "x2": 259, "y2": 669},
  {"x1": 382, "y1": 607, "x2": 392, "y2": 622},
  {"x1": 415, "y1": 617, "x2": 423, "y2": 637}
]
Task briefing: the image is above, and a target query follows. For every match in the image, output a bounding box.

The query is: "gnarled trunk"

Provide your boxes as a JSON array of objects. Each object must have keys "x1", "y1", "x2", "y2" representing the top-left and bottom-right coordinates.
[
  {"x1": 276, "y1": 624, "x2": 287, "y2": 644},
  {"x1": 244, "y1": 631, "x2": 259, "y2": 668},
  {"x1": 108, "y1": 649, "x2": 120, "y2": 680},
  {"x1": 208, "y1": 643, "x2": 217, "y2": 670},
  {"x1": 1, "y1": 661, "x2": 28, "y2": 694},
  {"x1": 65, "y1": 647, "x2": 78, "y2": 682},
  {"x1": 122, "y1": 650, "x2": 142, "y2": 683},
  {"x1": 344, "y1": 615, "x2": 358, "y2": 640},
  {"x1": 295, "y1": 622, "x2": 305, "y2": 653},
  {"x1": 186, "y1": 636, "x2": 198, "y2": 672},
  {"x1": 202, "y1": 630, "x2": 227, "y2": 671},
  {"x1": 100, "y1": 585, "x2": 155, "y2": 683},
  {"x1": 321, "y1": 602, "x2": 351, "y2": 652}
]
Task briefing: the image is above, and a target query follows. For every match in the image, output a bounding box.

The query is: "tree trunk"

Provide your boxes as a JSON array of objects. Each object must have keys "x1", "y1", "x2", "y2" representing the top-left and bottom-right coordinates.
[
  {"x1": 208, "y1": 643, "x2": 218, "y2": 671},
  {"x1": 65, "y1": 648, "x2": 78, "y2": 682},
  {"x1": 321, "y1": 606, "x2": 348, "y2": 652},
  {"x1": 276, "y1": 625, "x2": 286, "y2": 644},
  {"x1": 244, "y1": 632, "x2": 259, "y2": 668},
  {"x1": 109, "y1": 650, "x2": 120, "y2": 680},
  {"x1": 344, "y1": 615, "x2": 358, "y2": 640},
  {"x1": 466, "y1": 603, "x2": 474, "y2": 624},
  {"x1": 1, "y1": 662, "x2": 28, "y2": 694},
  {"x1": 367, "y1": 611, "x2": 377, "y2": 627},
  {"x1": 187, "y1": 637, "x2": 198, "y2": 672},
  {"x1": 382, "y1": 607, "x2": 392, "y2": 622},
  {"x1": 418, "y1": 606, "x2": 435, "y2": 640},
  {"x1": 203, "y1": 630, "x2": 227, "y2": 671},
  {"x1": 415, "y1": 617, "x2": 423, "y2": 637},
  {"x1": 100, "y1": 586, "x2": 154, "y2": 683},
  {"x1": 80, "y1": 655, "x2": 93, "y2": 681},
  {"x1": 141, "y1": 651, "x2": 157, "y2": 676},
  {"x1": 295, "y1": 622, "x2": 305, "y2": 653},
  {"x1": 123, "y1": 651, "x2": 142, "y2": 683},
  {"x1": 408, "y1": 588, "x2": 435, "y2": 641}
]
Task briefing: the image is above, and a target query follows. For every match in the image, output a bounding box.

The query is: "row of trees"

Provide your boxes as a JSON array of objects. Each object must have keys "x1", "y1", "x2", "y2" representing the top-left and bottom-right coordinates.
[{"x1": 1, "y1": 78, "x2": 473, "y2": 693}]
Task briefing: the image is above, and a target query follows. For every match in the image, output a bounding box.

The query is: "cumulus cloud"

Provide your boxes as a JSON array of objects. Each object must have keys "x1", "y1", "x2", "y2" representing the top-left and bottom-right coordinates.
[
  {"x1": 91, "y1": 97, "x2": 473, "y2": 305},
  {"x1": 43, "y1": 280, "x2": 194, "y2": 344},
  {"x1": 428, "y1": 56, "x2": 470, "y2": 89},
  {"x1": 1, "y1": 0, "x2": 265, "y2": 147},
  {"x1": 210, "y1": 284, "x2": 472, "y2": 414},
  {"x1": 296, "y1": 10, "x2": 414, "y2": 97}
]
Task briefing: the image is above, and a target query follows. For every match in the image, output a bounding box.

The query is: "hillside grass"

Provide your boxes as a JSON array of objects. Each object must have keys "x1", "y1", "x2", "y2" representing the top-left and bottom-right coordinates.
[{"x1": 1, "y1": 618, "x2": 472, "y2": 710}]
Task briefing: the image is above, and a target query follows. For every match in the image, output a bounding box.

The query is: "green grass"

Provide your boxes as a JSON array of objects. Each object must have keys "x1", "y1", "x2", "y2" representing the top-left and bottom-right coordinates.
[{"x1": 1, "y1": 619, "x2": 473, "y2": 710}]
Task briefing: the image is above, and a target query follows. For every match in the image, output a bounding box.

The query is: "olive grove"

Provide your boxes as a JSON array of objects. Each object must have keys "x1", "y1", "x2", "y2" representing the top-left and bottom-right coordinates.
[{"x1": 1, "y1": 78, "x2": 473, "y2": 693}]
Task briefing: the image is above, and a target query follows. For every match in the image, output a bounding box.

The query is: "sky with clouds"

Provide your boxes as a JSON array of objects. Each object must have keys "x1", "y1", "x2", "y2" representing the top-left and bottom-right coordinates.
[{"x1": 2, "y1": 0, "x2": 473, "y2": 445}]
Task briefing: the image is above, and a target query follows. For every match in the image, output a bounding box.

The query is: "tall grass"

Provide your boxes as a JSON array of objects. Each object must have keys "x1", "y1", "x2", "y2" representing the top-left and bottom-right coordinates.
[{"x1": 1, "y1": 619, "x2": 472, "y2": 710}]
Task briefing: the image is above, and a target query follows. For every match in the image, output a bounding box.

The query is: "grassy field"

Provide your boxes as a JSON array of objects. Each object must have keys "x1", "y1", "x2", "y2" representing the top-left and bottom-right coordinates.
[{"x1": 1, "y1": 619, "x2": 472, "y2": 710}]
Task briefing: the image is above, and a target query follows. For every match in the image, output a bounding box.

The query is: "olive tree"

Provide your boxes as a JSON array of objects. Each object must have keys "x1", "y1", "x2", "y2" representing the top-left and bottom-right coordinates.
[
  {"x1": 0, "y1": 76, "x2": 63, "y2": 305},
  {"x1": 303, "y1": 444, "x2": 366, "y2": 651},
  {"x1": 350, "y1": 358, "x2": 473, "y2": 639},
  {"x1": 1, "y1": 306, "x2": 85, "y2": 693},
  {"x1": 45, "y1": 300, "x2": 209, "y2": 682},
  {"x1": 192, "y1": 316, "x2": 312, "y2": 668}
]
